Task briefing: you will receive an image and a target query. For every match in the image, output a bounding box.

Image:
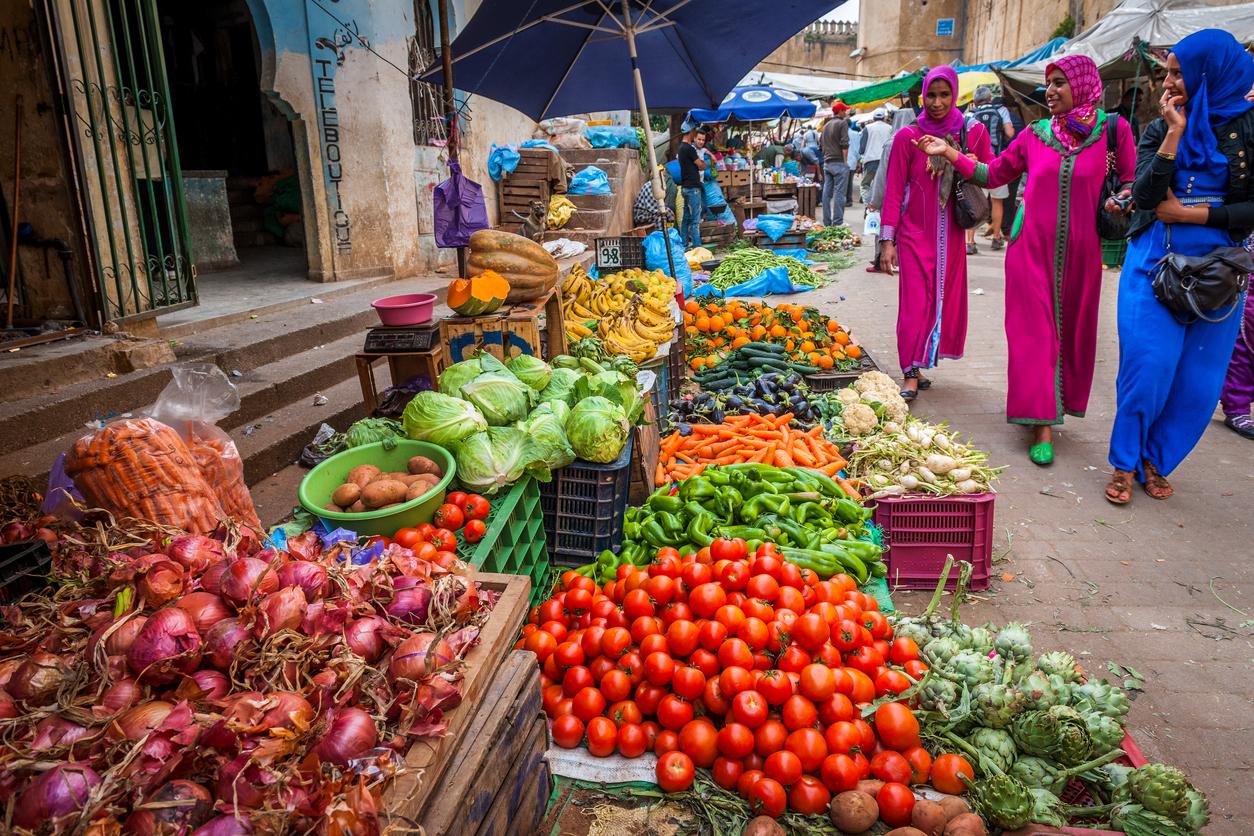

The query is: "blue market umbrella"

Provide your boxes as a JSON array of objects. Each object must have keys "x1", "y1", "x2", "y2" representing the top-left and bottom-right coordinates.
[{"x1": 688, "y1": 85, "x2": 818, "y2": 123}]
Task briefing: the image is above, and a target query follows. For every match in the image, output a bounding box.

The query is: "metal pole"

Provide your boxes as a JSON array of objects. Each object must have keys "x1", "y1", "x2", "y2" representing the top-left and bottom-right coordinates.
[
  {"x1": 622, "y1": 0, "x2": 677, "y2": 281},
  {"x1": 6, "y1": 95, "x2": 22, "y2": 330},
  {"x1": 437, "y1": 0, "x2": 466, "y2": 278}
]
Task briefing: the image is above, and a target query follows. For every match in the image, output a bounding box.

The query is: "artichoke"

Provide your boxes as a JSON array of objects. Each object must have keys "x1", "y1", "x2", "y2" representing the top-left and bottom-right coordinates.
[
  {"x1": 945, "y1": 649, "x2": 997, "y2": 689},
  {"x1": 917, "y1": 675, "x2": 961, "y2": 712},
  {"x1": 994, "y1": 622, "x2": 1033, "y2": 662},
  {"x1": 973, "y1": 681, "x2": 1025, "y2": 729},
  {"x1": 953, "y1": 622, "x2": 995, "y2": 653},
  {"x1": 1182, "y1": 787, "x2": 1210, "y2": 832},
  {"x1": 923, "y1": 635, "x2": 961, "y2": 665},
  {"x1": 1071, "y1": 678, "x2": 1130, "y2": 719},
  {"x1": 1020, "y1": 670, "x2": 1072, "y2": 710},
  {"x1": 970, "y1": 727, "x2": 1017, "y2": 773},
  {"x1": 1011, "y1": 749, "x2": 1127, "y2": 796},
  {"x1": 1110, "y1": 803, "x2": 1193, "y2": 835},
  {"x1": 968, "y1": 773, "x2": 1036, "y2": 831},
  {"x1": 1083, "y1": 763, "x2": 1134, "y2": 804},
  {"x1": 1036, "y1": 650, "x2": 1081, "y2": 682},
  {"x1": 1128, "y1": 764, "x2": 1190, "y2": 823},
  {"x1": 1082, "y1": 710, "x2": 1126, "y2": 753},
  {"x1": 890, "y1": 618, "x2": 936, "y2": 648},
  {"x1": 1010, "y1": 706, "x2": 1093, "y2": 766}
]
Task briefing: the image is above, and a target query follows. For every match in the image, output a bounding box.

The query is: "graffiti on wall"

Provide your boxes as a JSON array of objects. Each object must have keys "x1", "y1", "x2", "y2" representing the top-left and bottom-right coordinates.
[{"x1": 309, "y1": 2, "x2": 356, "y2": 255}]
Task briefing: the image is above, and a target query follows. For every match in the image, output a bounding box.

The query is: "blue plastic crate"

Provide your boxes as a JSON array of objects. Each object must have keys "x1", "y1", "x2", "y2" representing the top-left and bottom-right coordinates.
[{"x1": 539, "y1": 436, "x2": 634, "y2": 567}]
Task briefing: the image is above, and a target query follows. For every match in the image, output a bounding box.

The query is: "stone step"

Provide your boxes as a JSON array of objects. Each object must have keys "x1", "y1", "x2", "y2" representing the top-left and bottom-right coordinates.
[
  {"x1": 567, "y1": 193, "x2": 613, "y2": 211},
  {"x1": 559, "y1": 148, "x2": 638, "y2": 166},
  {"x1": 540, "y1": 229, "x2": 604, "y2": 246},
  {"x1": 231, "y1": 214, "x2": 264, "y2": 235},
  {"x1": 565, "y1": 208, "x2": 611, "y2": 232}
]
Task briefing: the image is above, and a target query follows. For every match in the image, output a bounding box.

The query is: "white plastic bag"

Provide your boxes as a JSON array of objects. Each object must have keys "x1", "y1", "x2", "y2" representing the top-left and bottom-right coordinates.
[{"x1": 864, "y1": 210, "x2": 882, "y2": 237}]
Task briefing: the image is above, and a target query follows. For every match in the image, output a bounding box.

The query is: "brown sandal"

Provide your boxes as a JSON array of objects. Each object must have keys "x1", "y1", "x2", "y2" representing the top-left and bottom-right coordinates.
[
  {"x1": 1105, "y1": 469, "x2": 1134, "y2": 505},
  {"x1": 1142, "y1": 460, "x2": 1173, "y2": 500}
]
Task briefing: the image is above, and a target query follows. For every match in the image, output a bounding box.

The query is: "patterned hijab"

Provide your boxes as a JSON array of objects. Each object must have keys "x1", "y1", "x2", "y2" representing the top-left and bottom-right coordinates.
[
  {"x1": 1173, "y1": 29, "x2": 1254, "y2": 168},
  {"x1": 916, "y1": 66, "x2": 965, "y2": 138},
  {"x1": 1046, "y1": 55, "x2": 1103, "y2": 153}
]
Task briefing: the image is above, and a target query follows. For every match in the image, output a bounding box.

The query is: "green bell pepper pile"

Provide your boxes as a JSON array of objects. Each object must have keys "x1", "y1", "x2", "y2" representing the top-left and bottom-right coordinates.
[{"x1": 578, "y1": 464, "x2": 886, "y2": 584}]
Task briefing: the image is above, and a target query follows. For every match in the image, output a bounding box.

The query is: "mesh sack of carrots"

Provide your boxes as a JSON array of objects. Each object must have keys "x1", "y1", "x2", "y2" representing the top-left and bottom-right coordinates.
[
  {"x1": 65, "y1": 417, "x2": 226, "y2": 533},
  {"x1": 682, "y1": 299, "x2": 862, "y2": 374},
  {"x1": 184, "y1": 426, "x2": 262, "y2": 531},
  {"x1": 656, "y1": 411, "x2": 849, "y2": 486}
]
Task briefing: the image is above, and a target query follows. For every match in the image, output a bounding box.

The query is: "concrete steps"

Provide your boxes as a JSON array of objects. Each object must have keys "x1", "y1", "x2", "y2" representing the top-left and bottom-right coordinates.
[{"x1": 548, "y1": 148, "x2": 642, "y2": 240}]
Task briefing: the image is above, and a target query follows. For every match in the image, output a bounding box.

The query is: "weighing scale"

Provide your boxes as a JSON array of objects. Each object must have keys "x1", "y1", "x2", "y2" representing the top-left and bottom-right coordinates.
[{"x1": 362, "y1": 324, "x2": 440, "y2": 354}]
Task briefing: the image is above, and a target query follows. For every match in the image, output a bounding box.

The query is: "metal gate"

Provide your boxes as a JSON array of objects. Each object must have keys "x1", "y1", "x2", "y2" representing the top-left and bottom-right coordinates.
[{"x1": 39, "y1": 0, "x2": 196, "y2": 324}]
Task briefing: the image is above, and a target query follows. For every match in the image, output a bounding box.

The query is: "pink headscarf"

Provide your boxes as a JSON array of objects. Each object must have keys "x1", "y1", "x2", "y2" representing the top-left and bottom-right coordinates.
[
  {"x1": 916, "y1": 66, "x2": 966, "y2": 138},
  {"x1": 1046, "y1": 55, "x2": 1103, "y2": 153}
]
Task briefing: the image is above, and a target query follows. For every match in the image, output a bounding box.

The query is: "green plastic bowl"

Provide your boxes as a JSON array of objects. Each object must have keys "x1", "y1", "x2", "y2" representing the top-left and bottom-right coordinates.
[{"x1": 297, "y1": 440, "x2": 456, "y2": 538}]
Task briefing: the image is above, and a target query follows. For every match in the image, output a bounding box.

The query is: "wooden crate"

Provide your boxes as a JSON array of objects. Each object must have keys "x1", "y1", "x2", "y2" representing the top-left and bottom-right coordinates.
[
  {"x1": 797, "y1": 184, "x2": 819, "y2": 219},
  {"x1": 441, "y1": 287, "x2": 564, "y2": 362},
  {"x1": 382, "y1": 572, "x2": 532, "y2": 824},
  {"x1": 699, "y1": 221, "x2": 737, "y2": 249},
  {"x1": 355, "y1": 349, "x2": 447, "y2": 415},
  {"x1": 497, "y1": 148, "x2": 562, "y2": 234},
  {"x1": 415, "y1": 651, "x2": 551, "y2": 836}
]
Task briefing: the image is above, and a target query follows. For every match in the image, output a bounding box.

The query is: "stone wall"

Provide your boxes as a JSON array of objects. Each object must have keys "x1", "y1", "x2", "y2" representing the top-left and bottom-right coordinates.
[
  {"x1": 757, "y1": 20, "x2": 859, "y2": 77},
  {"x1": 855, "y1": 0, "x2": 965, "y2": 79}
]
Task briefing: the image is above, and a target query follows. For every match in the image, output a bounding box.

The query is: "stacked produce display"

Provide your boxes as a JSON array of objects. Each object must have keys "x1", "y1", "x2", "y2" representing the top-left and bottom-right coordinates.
[
  {"x1": 561, "y1": 265, "x2": 677, "y2": 362},
  {"x1": 685, "y1": 300, "x2": 862, "y2": 376}
]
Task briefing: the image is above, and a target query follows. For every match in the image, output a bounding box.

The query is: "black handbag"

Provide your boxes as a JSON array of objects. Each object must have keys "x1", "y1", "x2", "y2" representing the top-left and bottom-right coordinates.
[
  {"x1": 953, "y1": 121, "x2": 990, "y2": 230},
  {"x1": 1151, "y1": 225, "x2": 1253, "y2": 323},
  {"x1": 1097, "y1": 115, "x2": 1131, "y2": 241}
]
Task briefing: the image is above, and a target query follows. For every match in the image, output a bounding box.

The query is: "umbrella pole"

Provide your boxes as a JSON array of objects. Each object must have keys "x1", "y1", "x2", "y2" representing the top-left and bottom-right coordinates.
[
  {"x1": 437, "y1": 0, "x2": 466, "y2": 278},
  {"x1": 622, "y1": 0, "x2": 678, "y2": 282}
]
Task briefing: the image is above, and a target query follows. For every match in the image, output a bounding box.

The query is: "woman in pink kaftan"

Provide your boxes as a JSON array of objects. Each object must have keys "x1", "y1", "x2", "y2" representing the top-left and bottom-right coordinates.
[
  {"x1": 920, "y1": 56, "x2": 1137, "y2": 464},
  {"x1": 879, "y1": 66, "x2": 992, "y2": 399}
]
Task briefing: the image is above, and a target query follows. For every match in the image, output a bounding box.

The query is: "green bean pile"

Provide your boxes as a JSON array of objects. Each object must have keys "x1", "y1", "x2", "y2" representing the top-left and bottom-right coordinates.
[{"x1": 708, "y1": 248, "x2": 825, "y2": 290}]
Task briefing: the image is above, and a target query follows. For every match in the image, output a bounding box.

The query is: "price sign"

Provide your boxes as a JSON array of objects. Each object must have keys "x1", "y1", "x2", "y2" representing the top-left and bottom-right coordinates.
[{"x1": 595, "y1": 238, "x2": 623, "y2": 271}]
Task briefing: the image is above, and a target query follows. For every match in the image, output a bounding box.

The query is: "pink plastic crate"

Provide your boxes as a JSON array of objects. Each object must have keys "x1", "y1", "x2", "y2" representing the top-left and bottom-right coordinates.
[{"x1": 872, "y1": 492, "x2": 995, "y2": 591}]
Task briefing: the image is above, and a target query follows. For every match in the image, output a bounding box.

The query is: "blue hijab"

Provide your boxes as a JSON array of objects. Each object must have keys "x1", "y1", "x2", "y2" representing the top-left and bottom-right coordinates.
[{"x1": 1173, "y1": 29, "x2": 1254, "y2": 168}]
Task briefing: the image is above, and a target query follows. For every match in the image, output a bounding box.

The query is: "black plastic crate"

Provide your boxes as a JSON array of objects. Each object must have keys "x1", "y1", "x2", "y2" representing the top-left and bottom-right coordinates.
[
  {"x1": 593, "y1": 237, "x2": 645, "y2": 272},
  {"x1": 540, "y1": 436, "x2": 633, "y2": 567},
  {"x1": 0, "y1": 539, "x2": 53, "y2": 606},
  {"x1": 805, "y1": 349, "x2": 879, "y2": 392},
  {"x1": 666, "y1": 326, "x2": 686, "y2": 403}
]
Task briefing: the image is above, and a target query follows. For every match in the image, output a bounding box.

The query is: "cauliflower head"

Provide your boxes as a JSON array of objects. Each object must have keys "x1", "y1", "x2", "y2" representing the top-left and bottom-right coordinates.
[
  {"x1": 840, "y1": 403, "x2": 879, "y2": 436},
  {"x1": 836, "y1": 388, "x2": 862, "y2": 406},
  {"x1": 854, "y1": 371, "x2": 896, "y2": 395},
  {"x1": 880, "y1": 392, "x2": 910, "y2": 422}
]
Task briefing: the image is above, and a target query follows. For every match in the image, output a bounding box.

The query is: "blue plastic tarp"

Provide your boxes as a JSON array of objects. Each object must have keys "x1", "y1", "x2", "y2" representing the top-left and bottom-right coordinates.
[
  {"x1": 755, "y1": 213, "x2": 794, "y2": 242},
  {"x1": 487, "y1": 144, "x2": 520, "y2": 181},
  {"x1": 520, "y1": 139, "x2": 559, "y2": 151},
  {"x1": 644, "y1": 228, "x2": 693, "y2": 295},
  {"x1": 569, "y1": 165, "x2": 612, "y2": 195},
  {"x1": 584, "y1": 125, "x2": 639, "y2": 148},
  {"x1": 693, "y1": 265, "x2": 814, "y2": 298}
]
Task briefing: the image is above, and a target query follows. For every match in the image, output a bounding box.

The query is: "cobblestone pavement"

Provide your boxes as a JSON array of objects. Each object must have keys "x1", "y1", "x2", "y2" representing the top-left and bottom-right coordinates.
[{"x1": 811, "y1": 235, "x2": 1252, "y2": 832}]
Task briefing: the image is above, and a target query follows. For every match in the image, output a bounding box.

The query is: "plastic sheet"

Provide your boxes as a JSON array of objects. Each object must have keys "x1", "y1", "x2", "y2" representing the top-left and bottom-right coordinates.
[
  {"x1": 487, "y1": 144, "x2": 520, "y2": 181},
  {"x1": 692, "y1": 265, "x2": 814, "y2": 298},
  {"x1": 583, "y1": 125, "x2": 638, "y2": 148},
  {"x1": 643, "y1": 228, "x2": 693, "y2": 295},
  {"x1": 568, "y1": 166, "x2": 612, "y2": 195},
  {"x1": 754, "y1": 213, "x2": 795, "y2": 242}
]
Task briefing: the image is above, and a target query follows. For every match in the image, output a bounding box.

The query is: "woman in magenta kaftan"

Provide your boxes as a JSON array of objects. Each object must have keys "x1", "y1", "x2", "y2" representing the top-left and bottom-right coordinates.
[
  {"x1": 923, "y1": 56, "x2": 1136, "y2": 464},
  {"x1": 879, "y1": 67, "x2": 992, "y2": 398}
]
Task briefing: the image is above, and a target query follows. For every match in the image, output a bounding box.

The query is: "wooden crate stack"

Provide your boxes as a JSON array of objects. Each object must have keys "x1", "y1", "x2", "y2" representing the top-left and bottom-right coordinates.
[{"x1": 496, "y1": 148, "x2": 557, "y2": 234}]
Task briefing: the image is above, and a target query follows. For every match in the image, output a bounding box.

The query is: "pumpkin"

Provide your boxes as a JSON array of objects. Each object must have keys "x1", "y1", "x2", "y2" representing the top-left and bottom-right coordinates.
[
  {"x1": 467, "y1": 229, "x2": 560, "y2": 303},
  {"x1": 447, "y1": 270, "x2": 510, "y2": 316}
]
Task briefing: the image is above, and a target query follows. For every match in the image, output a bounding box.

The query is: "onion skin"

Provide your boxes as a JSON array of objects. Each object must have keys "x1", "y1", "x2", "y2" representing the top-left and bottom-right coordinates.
[
  {"x1": 384, "y1": 586, "x2": 433, "y2": 625},
  {"x1": 389, "y1": 633, "x2": 454, "y2": 681},
  {"x1": 1, "y1": 521, "x2": 34, "y2": 543},
  {"x1": 315, "y1": 706, "x2": 378, "y2": 766},
  {"x1": 108, "y1": 700, "x2": 175, "y2": 741},
  {"x1": 138, "y1": 559, "x2": 186, "y2": 607},
  {"x1": 128, "y1": 779, "x2": 213, "y2": 834},
  {"x1": 0, "y1": 689, "x2": 17, "y2": 718},
  {"x1": 127, "y1": 607, "x2": 203, "y2": 683},
  {"x1": 254, "y1": 586, "x2": 307, "y2": 638},
  {"x1": 203, "y1": 618, "x2": 251, "y2": 672},
  {"x1": 31, "y1": 716, "x2": 93, "y2": 755},
  {"x1": 175, "y1": 592, "x2": 232, "y2": 634},
  {"x1": 8, "y1": 651, "x2": 71, "y2": 706},
  {"x1": 0, "y1": 657, "x2": 22, "y2": 689},
  {"x1": 12, "y1": 762, "x2": 101, "y2": 829},
  {"x1": 200, "y1": 561, "x2": 228, "y2": 596},
  {"x1": 344, "y1": 616, "x2": 388, "y2": 663},
  {"x1": 187, "y1": 669, "x2": 231, "y2": 701},
  {"x1": 166, "y1": 535, "x2": 226, "y2": 573},
  {"x1": 98, "y1": 678, "x2": 142, "y2": 715},
  {"x1": 219, "y1": 558, "x2": 279, "y2": 607},
  {"x1": 259, "y1": 691, "x2": 315, "y2": 732},
  {"x1": 192, "y1": 815, "x2": 253, "y2": 836},
  {"x1": 277, "y1": 560, "x2": 329, "y2": 602},
  {"x1": 87, "y1": 615, "x2": 148, "y2": 661}
]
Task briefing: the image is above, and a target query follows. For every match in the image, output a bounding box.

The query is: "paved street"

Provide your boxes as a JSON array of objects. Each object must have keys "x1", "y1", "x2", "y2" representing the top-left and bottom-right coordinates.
[{"x1": 815, "y1": 232, "x2": 1252, "y2": 833}]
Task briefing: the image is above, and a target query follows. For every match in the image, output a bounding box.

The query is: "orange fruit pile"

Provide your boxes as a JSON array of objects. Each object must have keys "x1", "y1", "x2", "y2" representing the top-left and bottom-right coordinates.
[{"x1": 683, "y1": 300, "x2": 861, "y2": 372}]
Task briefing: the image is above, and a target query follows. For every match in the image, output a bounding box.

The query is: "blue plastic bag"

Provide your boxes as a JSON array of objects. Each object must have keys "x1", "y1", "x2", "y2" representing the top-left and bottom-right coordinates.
[
  {"x1": 569, "y1": 166, "x2": 612, "y2": 195},
  {"x1": 643, "y1": 228, "x2": 693, "y2": 296},
  {"x1": 584, "y1": 126, "x2": 639, "y2": 148},
  {"x1": 520, "y1": 139, "x2": 558, "y2": 152},
  {"x1": 487, "y1": 144, "x2": 520, "y2": 181},
  {"x1": 693, "y1": 266, "x2": 814, "y2": 298},
  {"x1": 702, "y1": 180, "x2": 736, "y2": 224},
  {"x1": 755, "y1": 214, "x2": 795, "y2": 242},
  {"x1": 771, "y1": 248, "x2": 814, "y2": 264},
  {"x1": 664, "y1": 159, "x2": 681, "y2": 182}
]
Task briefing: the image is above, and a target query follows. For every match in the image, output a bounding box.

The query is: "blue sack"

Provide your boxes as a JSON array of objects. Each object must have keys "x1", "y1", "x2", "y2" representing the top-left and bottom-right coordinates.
[
  {"x1": 693, "y1": 265, "x2": 814, "y2": 299},
  {"x1": 569, "y1": 166, "x2": 612, "y2": 195},
  {"x1": 755, "y1": 214, "x2": 795, "y2": 242},
  {"x1": 643, "y1": 228, "x2": 693, "y2": 296},
  {"x1": 664, "y1": 159, "x2": 681, "y2": 182},
  {"x1": 701, "y1": 180, "x2": 736, "y2": 224},
  {"x1": 584, "y1": 126, "x2": 639, "y2": 148},
  {"x1": 487, "y1": 144, "x2": 520, "y2": 181},
  {"x1": 520, "y1": 139, "x2": 558, "y2": 152}
]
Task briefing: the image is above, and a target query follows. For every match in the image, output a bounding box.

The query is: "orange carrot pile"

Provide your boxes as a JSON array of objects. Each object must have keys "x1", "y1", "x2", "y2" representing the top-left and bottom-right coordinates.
[{"x1": 656, "y1": 413, "x2": 850, "y2": 486}]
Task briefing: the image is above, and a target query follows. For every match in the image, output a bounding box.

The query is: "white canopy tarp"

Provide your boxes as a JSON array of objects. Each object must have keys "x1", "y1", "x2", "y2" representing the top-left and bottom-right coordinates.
[
  {"x1": 1001, "y1": 0, "x2": 1254, "y2": 85},
  {"x1": 739, "y1": 70, "x2": 865, "y2": 100}
]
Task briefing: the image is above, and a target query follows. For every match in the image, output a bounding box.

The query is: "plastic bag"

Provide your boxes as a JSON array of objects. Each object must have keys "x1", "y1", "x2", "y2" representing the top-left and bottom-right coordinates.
[
  {"x1": 547, "y1": 194, "x2": 576, "y2": 229},
  {"x1": 487, "y1": 144, "x2": 521, "y2": 181},
  {"x1": 569, "y1": 166, "x2": 612, "y2": 195},
  {"x1": 584, "y1": 126, "x2": 639, "y2": 148},
  {"x1": 520, "y1": 139, "x2": 558, "y2": 152},
  {"x1": 148, "y1": 363, "x2": 263, "y2": 531},
  {"x1": 864, "y1": 211, "x2": 882, "y2": 237},
  {"x1": 701, "y1": 180, "x2": 736, "y2": 224},
  {"x1": 755, "y1": 214, "x2": 795, "y2": 242},
  {"x1": 692, "y1": 265, "x2": 814, "y2": 298},
  {"x1": 643, "y1": 228, "x2": 693, "y2": 296},
  {"x1": 42, "y1": 453, "x2": 85, "y2": 520},
  {"x1": 433, "y1": 160, "x2": 490, "y2": 248}
]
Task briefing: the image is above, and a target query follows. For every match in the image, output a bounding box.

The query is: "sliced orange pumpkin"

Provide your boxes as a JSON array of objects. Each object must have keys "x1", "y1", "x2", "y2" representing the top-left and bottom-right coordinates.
[{"x1": 448, "y1": 270, "x2": 510, "y2": 316}]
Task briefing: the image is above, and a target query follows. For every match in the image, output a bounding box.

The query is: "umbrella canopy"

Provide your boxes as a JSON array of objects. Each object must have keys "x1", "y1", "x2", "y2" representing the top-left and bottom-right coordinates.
[
  {"x1": 420, "y1": 0, "x2": 845, "y2": 121},
  {"x1": 687, "y1": 85, "x2": 818, "y2": 123}
]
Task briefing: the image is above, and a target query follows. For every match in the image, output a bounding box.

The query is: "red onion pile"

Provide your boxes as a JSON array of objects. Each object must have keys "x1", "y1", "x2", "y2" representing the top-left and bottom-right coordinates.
[{"x1": 0, "y1": 514, "x2": 493, "y2": 833}]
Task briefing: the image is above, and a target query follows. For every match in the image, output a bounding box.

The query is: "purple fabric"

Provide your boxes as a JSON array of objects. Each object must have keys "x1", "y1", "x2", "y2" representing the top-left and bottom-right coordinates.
[
  {"x1": 1221, "y1": 293, "x2": 1254, "y2": 415},
  {"x1": 917, "y1": 67, "x2": 965, "y2": 138},
  {"x1": 1046, "y1": 55, "x2": 1103, "y2": 153},
  {"x1": 433, "y1": 160, "x2": 489, "y2": 248}
]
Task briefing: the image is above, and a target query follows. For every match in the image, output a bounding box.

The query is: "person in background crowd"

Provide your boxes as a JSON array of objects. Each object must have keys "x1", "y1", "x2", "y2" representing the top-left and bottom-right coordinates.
[
  {"x1": 857, "y1": 108, "x2": 892, "y2": 204},
  {"x1": 793, "y1": 142, "x2": 822, "y2": 179},
  {"x1": 846, "y1": 113, "x2": 861, "y2": 207},
  {"x1": 879, "y1": 67, "x2": 993, "y2": 400},
  {"x1": 1106, "y1": 30, "x2": 1254, "y2": 502},
  {"x1": 820, "y1": 100, "x2": 852, "y2": 226},
  {"x1": 1221, "y1": 288, "x2": 1254, "y2": 439},
  {"x1": 919, "y1": 56, "x2": 1136, "y2": 466},
  {"x1": 999, "y1": 96, "x2": 1027, "y2": 239},
  {"x1": 677, "y1": 123, "x2": 707, "y2": 249},
  {"x1": 866, "y1": 107, "x2": 918, "y2": 273},
  {"x1": 968, "y1": 86, "x2": 1015, "y2": 252},
  {"x1": 633, "y1": 164, "x2": 677, "y2": 229},
  {"x1": 1115, "y1": 87, "x2": 1143, "y2": 141},
  {"x1": 755, "y1": 140, "x2": 788, "y2": 168}
]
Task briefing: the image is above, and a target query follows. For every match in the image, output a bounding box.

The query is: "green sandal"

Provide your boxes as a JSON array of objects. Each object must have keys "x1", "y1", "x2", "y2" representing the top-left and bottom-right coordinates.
[{"x1": 1028, "y1": 442, "x2": 1054, "y2": 466}]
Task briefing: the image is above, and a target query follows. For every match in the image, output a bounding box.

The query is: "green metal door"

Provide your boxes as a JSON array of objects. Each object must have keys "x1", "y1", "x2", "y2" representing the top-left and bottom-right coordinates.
[{"x1": 40, "y1": 0, "x2": 196, "y2": 324}]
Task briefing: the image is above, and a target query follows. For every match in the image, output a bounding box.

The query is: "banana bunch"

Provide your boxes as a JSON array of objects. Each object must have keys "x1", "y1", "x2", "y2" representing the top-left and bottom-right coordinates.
[{"x1": 561, "y1": 265, "x2": 677, "y2": 357}]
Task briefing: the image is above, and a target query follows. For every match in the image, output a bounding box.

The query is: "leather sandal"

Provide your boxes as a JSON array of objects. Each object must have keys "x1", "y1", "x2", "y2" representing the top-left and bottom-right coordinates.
[
  {"x1": 1142, "y1": 460, "x2": 1173, "y2": 500},
  {"x1": 917, "y1": 376, "x2": 933, "y2": 390},
  {"x1": 1105, "y1": 469, "x2": 1134, "y2": 505}
]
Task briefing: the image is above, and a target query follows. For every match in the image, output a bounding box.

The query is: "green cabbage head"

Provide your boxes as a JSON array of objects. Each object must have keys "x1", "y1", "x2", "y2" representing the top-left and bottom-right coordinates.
[
  {"x1": 402, "y1": 391, "x2": 487, "y2": 447},
  {"x1": 567, "y1": 396, "x2": 629, "y2": 463}
]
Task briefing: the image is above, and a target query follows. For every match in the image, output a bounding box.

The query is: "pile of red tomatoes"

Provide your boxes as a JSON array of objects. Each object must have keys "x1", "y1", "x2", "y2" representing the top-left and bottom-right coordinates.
[{"x1": 518, "y1": 538, "x2": 975, "y2": 820}]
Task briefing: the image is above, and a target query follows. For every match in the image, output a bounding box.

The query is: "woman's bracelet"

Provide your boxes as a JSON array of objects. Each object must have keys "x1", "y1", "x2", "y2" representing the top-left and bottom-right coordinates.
[{"x1": 1156, "y1": 150, "x2": 1176, "y2": 161}]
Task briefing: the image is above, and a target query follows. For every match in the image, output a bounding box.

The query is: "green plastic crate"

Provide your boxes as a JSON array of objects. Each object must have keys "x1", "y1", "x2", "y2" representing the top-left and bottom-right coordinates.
[
  {"x1": 466, "y1": 477, "x2": 551, "y2": 605},
  {"x1": 1101, "y1": 238, "x2": 1127, "y2": 268}
]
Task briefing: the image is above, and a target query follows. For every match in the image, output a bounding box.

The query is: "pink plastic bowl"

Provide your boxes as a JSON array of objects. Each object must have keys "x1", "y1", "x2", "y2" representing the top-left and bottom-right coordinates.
[{"x1": 372, "y1": 292, "x2": 436, "y2": 326}]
